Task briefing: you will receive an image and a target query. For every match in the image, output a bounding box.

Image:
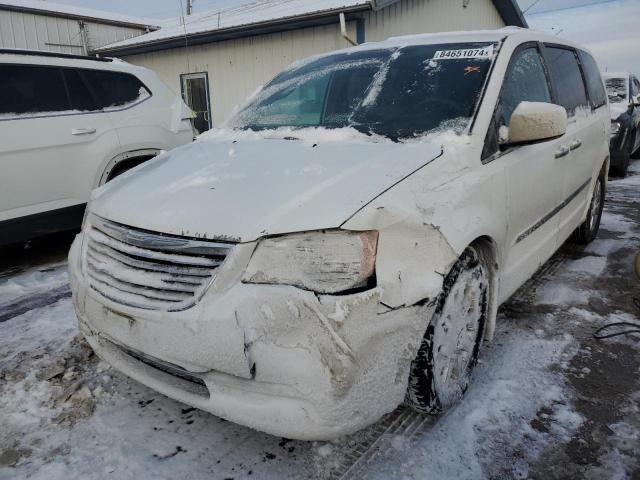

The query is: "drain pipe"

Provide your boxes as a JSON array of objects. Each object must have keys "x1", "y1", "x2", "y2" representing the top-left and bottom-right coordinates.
[{"x1": 339, "y1": 12, "x2": 358, "y2": 46}]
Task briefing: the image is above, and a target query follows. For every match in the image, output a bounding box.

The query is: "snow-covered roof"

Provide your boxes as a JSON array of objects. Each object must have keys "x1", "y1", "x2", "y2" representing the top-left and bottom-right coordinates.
[
  {"x1": 98, "y1": 0, "x2": 370, "y2": 54},
  {"x1": 0, "y1": 0, "x2": 160, "y2": 29},
  {"x1": 97, "y1": 0, "x2": 526, "y2": 56}
]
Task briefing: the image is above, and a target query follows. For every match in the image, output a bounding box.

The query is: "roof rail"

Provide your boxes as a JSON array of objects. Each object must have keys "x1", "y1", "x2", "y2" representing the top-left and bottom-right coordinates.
[{"x1": 0, "y1": 49, "x2": 113, "y2": 62}]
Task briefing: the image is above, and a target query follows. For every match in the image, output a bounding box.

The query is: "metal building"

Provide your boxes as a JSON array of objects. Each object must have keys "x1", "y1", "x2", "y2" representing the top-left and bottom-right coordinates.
[
  {"x1": 0, "y1": 0, "x2": 158, "y2": 55},
  {"x1": 107, "y1": 0, "x2": 526, "y2": 131}
]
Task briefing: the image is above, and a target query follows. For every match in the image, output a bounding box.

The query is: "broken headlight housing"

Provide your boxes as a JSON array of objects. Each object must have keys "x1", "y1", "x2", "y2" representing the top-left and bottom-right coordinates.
[{"x1": 243, "y1": 230, "x2": 378, "y2": 294}]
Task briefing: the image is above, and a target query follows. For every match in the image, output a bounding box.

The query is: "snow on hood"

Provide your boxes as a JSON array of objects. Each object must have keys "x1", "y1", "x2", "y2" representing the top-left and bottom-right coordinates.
[{"x1": 90, "y1": 129, "x2": 443, "y2": 242}]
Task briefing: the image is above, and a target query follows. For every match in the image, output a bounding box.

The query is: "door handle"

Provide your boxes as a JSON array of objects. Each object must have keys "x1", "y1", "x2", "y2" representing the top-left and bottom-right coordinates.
[
  {"x1": 570, "y1": 140, "x2": 582, "y2": 151},
  {"x1": 555, "y1": 146, "x2": 571, "y2": 159},
  {"x1": 72, "y1": 128, "x2": 96, "y2": 136}
]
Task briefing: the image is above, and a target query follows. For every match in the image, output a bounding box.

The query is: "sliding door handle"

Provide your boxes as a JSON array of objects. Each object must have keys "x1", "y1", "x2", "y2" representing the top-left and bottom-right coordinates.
[
  {"x1": 555, "y1": 146, "x2": 570, "y2": 159},
  {"x1": 570, "y1": 140, "x2": 582, "y2": 151},
  {"x1": 72, "y1": 128, "x2": 96, "y2": 136}
]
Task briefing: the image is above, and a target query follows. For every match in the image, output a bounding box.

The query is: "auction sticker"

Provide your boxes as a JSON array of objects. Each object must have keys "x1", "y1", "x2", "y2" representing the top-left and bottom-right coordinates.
[{"x1": 433, "y1": 45, "x2": 494, "y2": 60}]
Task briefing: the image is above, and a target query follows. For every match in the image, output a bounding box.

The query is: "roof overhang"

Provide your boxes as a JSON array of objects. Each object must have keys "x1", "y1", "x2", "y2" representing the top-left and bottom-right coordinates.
[
  {"x1": 98, "y1": 4, "x2": 372, "y2": 56},
  {"x1": 0, "y1": 3, "x2": 159, "y2": 30},
  {"x1": 492, "y1": 0, "x2": 528, "y2": 29},
  {"x1": 98, "y1": 0, "x2": 527, "y2": 57}
]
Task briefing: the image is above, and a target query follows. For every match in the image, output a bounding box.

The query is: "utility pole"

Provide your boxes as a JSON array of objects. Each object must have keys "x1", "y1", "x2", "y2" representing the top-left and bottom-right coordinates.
[{"x1": 186, "y1": 0, "x2": 193, "y2": 15}]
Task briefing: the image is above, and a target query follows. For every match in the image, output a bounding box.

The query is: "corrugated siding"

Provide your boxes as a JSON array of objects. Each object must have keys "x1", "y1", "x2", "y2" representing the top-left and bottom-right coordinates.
[
  {"x1": 123, "y1": 22, "x2": 359, "y2": 126},
  {"x1": 364, "y1": 0, "x2": 505, "y2": 42},
  {"x1": 0, "y1": 9, "x2": 146, "y2": 54}
]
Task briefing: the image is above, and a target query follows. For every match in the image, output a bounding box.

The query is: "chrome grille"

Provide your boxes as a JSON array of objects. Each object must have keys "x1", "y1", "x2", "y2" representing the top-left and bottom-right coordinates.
[{"x1": 85, "y1": 216, "x2": 234, "y2": 311}]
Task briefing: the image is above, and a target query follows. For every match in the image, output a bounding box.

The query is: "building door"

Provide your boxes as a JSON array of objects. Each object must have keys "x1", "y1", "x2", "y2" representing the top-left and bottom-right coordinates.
[{"x1": 181, "y1": 73, "x2": 211, "y2": 133}]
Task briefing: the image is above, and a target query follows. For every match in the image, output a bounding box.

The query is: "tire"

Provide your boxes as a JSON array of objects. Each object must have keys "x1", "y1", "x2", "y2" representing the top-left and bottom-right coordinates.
[
  {"x1": 630, "y1": 128, "x2": 640, "y2": 160},
  {"x1": 616, "y1": 151, "x2": 630, "y2": 177},
  {"x1": 611, "y1": 140, "x2": 632, "y2": 177},
  {"x1": 573, "y1": 173, "x2": 605, "y2": 245},
  {"x1": 406, "y1": 246, "x2": 489, "y2": 415}
]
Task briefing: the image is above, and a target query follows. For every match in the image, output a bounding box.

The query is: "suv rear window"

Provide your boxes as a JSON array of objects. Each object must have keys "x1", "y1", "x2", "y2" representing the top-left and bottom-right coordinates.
[
  {"x1": 0, "y1": 64, "x2": 151, "y2": 119},
  {"x1": 82, "y1": 69, "x2": 151, "y2": 110},
  {"x1": 544, "y1": 47, "x2": 589, "y2": 116},
  {"x1": 578, "y1": 51, "x2": 607, "y2": 109},
  {"x1": 0, "y1": 64, "x2": 69, "y2": 118}
]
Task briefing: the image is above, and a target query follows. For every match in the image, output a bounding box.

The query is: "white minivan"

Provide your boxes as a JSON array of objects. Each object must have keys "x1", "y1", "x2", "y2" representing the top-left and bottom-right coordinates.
[
  {"x1": 0, "y1": 49, "x2": 194, "y2": 246},
  {"x1": 69, "y1": 29, "x2": 610, "y2": 440}
]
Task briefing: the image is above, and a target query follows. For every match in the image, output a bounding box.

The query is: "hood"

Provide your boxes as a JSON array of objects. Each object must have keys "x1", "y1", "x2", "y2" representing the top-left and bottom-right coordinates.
[{"x1": 90, "y1": 137, "x2": 442, "y2": 242}]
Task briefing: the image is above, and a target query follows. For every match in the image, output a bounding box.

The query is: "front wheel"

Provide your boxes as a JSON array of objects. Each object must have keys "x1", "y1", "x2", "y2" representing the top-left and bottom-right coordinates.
[
  {"x1": 572, "y1": 174, "x2": 605, "y2": 245},
  {"x1": 406, "y1": 247, "x2": 489, "y2": 415}
]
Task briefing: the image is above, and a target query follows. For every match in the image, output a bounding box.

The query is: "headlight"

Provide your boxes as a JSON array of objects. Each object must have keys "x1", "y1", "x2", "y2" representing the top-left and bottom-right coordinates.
[
  {"x1": 610, "y1": 121, "x2": 621, "y2": 137},
  {"x1": 243, "y1": 230, "x2": 378, "y2": 294}
]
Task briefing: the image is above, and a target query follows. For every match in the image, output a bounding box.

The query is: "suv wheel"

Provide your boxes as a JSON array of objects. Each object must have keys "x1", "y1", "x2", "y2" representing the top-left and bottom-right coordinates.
[
  {"x1": 406, "y1": 247, "x2": 488, "y2": 415},
  {"x1": 573, "y1": 174, "x2": 605, "y2": 245}
]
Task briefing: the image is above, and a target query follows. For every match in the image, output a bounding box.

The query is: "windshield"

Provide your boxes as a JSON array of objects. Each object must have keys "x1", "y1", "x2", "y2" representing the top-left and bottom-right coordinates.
[
  {"x1": 605, "y1": 77, "x2": 628, "y2": 103},
  {"x1": 229, "y1": 43, "x2": 497, "y2": 141}
]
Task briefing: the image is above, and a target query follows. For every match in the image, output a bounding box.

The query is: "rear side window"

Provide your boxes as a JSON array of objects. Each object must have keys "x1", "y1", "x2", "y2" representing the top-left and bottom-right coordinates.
[
  {"x1": 62, "y1": 68, "x2": 98, "y2": 112},
  {"x1": 544, "y1": 47, "x2": 589, "y2": 116},
  {"x1": 82, "y1": 70, "x2": 151, "y2": 110},
  {"x1": 499, "y1": 47, "x2": 552, "y2": 127},
  {"x1": 578, "y1": 51, "x2": 607, "y2": 109},
  {"x1": 0, "y1": 64, "x2": 70, "y2": 118}
]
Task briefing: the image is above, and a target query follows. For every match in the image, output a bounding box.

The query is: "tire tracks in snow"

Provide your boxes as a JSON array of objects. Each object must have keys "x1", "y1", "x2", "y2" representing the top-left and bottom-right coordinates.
[{"x1": 0, "y1": 284, "x2": 71, "y2": 323}]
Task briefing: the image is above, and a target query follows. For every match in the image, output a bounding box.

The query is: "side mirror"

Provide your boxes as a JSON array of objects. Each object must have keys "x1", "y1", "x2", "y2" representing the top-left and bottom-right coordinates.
[{"x1": 501, "y1": 102, "x2": 568, "y2": 146}]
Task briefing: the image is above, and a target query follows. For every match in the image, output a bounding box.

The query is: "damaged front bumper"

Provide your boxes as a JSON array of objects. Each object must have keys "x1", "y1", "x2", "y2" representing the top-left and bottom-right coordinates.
[{"x1": 68, "y1": 234, "x2": 431, "y2": 440}]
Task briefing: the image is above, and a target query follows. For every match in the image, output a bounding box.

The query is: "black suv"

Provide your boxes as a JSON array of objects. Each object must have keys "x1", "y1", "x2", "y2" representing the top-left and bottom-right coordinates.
[{"x1": 605, "y1": 72, "x2": 640, "y2": 176}]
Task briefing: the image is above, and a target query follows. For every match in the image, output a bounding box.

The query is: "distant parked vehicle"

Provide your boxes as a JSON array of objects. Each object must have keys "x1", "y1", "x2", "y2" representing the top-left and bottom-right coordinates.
[
  {"x1": 0, "y1": 49, "x2": 195, "y2": 246},
  {"x1": 70, "y1": 29, "x2": 610, "y2": 440},
  {"x1": 604, "y1": 72, "x2": 640, "y2": 176}
]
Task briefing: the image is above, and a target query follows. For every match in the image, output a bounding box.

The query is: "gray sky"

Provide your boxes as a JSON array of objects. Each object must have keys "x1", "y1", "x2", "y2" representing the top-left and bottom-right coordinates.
[{"x1": 527, "y1": 0, "x2": 640, "y2": 73}]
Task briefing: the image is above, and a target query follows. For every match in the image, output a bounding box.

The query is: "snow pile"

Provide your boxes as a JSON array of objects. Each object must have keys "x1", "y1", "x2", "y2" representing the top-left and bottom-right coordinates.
[{"x1": 0, "y1": 300, "x2": 102, "y2": 469}]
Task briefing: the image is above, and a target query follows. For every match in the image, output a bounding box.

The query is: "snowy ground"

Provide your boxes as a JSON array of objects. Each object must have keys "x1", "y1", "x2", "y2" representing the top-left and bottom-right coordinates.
[{"x1": 1, "y1": 166, "x2": 639, "y2": 479}]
